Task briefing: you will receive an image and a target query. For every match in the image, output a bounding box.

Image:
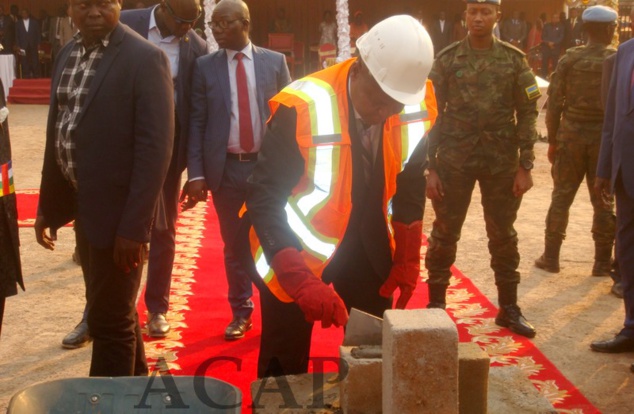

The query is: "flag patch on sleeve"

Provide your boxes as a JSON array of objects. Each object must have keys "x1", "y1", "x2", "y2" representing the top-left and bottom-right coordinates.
[{"x1": 525, "y1": 84, "x2": 541, "y2": 100}]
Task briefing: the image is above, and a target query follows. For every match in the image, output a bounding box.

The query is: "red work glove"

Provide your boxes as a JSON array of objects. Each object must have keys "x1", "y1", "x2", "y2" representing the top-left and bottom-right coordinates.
[
  {"x1": 271, "y1": 247, "x2": 349, "y2": 328},
  {"x1": 379, "y1": 220, "x2": 423, "y2": 309}
]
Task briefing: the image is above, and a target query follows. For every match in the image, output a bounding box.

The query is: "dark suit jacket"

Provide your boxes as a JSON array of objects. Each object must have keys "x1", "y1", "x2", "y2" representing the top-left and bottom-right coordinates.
[
  {"x1": 430, "y1": 19, "x2": 453, "y2": 55},
  {"x1": 0, "y1": 15, "x2": 15, "y2": 53},
  {"x1": 39, "y1": 23, "x2": 174, "y2": 248},
  {"x1": 0, "y1": 79, "x2": 22, "y2": 298},
  {"x1": 120, "y1": 7, "x2": 209, "y2": 172},
  {"x1": 187, "y1": 45, "x2": 291, "y2": 191},
  {"x1": 597, "y1": 39, "x2": 634, "y2": 197},
  {"x1": 15, "y1": 17, "x2": 40, "y2": 51}
]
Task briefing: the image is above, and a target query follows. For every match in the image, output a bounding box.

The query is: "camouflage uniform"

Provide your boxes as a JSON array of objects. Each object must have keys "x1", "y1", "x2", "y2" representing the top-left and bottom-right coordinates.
[
  {"x1": 425, "y1": 38, "x2": 539, "y2": 296},
  {"x1": 542, "y1": 43, "x2": 616, "y2": 270}
]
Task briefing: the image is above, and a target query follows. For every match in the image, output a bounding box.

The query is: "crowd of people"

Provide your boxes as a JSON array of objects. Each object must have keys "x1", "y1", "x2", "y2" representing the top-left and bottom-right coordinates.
[{"x1": 0, "y1": 0, "x2": 633, "y2": 393}]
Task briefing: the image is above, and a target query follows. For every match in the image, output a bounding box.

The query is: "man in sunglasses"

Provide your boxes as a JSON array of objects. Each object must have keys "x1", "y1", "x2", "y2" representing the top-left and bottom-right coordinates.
[
  {"x1": 183, "y1": 0, "x2": 291, "y2": 341},
  {"x1": 117, "y1": 0, "x2": 208, "y2": 337}
]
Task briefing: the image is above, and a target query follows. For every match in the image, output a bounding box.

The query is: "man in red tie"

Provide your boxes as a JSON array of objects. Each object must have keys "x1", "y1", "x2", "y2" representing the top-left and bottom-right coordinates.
[{"x1": 184, "y1": 0, "x2": 290, "y2": 340}]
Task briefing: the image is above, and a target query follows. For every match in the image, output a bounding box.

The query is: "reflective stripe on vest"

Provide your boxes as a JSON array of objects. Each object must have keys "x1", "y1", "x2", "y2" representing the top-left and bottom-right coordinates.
[
  {"x1": 254, "y1": 77, "x2": 344, "y2": 288},
  {"x1": 252, "y1": 59, "x2": 438, "y2": 303},
  {"x1": 0, "y1": 160, "x2": 14, "y2": 197}
]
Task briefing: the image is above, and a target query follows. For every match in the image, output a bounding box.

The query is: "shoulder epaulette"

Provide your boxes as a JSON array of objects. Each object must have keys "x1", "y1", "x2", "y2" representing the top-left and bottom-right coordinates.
[
  {"x1": 435, "y1": 41, "x2": 461, "y2": 58},
  {"x1": 499, "y1": 40, "x2": 526, "y2": 57}
]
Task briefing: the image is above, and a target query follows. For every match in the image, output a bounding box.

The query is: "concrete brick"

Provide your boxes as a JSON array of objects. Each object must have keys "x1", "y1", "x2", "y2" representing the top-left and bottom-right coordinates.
[
  {"x1": 250, "y1": 372, "x2": 341, "y2": 413},
  {"x1": 488, "y1": 366, "x2": 557, "y2": 414},
  {"x1": 383, "y1": 309, "x2": 459, "y2": 414},
  {"x1": 458, "y1": 342, "x2": 489, "y2": 414},
  {"x1": 339, "y1": 345, "x2": 382, "y2": 414}
]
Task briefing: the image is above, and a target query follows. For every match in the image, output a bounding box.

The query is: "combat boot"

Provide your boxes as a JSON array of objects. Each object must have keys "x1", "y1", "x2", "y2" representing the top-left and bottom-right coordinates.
[
  {"x1": 534, "y1": 239, "x2": 561, "y2": 273},
  {"x1": 426, "y1": 283, "x2": 447, "y2": 309},
  {"x1": 495, "y1": 284, "x2": 536, "y2": 338},
  {"x1": 592, "y1": 242, "x2": 613, "y2": 277}
]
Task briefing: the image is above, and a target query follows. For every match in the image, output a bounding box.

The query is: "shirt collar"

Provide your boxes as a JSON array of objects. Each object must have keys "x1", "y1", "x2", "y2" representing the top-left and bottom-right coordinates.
[
  {"x1": 73, "y1": 30, "x2": 112, "y2": 49},
  {"x1": 226, "y1": 42, "x2": 253, "y2": 61},
  {"x1": 150, "y1": 5, "x2": 177, "y2": 41}
]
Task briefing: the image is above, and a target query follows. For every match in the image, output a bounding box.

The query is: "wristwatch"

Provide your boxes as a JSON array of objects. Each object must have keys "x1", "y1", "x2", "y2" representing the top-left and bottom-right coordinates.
[{"x1": 520, "y1": 159, "x2": 534, "y2": 171}]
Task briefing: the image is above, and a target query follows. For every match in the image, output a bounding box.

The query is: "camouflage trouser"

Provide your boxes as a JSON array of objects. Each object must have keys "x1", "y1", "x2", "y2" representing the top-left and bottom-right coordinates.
[
  {"x1": 425, "y1": 159, "x2": 522, "y2": 288},
  {"x1": 545, "y1": 132, "x2": 616, "y2": 245}
]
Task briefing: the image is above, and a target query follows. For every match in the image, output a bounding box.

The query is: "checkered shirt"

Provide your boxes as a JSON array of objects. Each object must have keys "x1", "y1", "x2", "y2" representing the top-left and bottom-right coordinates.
[{"x1": 55, "y1": 32, "x2": 110, "y2": 189}]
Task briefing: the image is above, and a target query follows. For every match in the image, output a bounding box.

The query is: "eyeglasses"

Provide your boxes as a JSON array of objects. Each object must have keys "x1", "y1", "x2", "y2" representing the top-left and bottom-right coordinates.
[
  {"x1": 208, "y1": 19, "x2": 242, "y2": 30},
  {"x1": 164, "y1": 0, "x2": 201, "y2": 25}
]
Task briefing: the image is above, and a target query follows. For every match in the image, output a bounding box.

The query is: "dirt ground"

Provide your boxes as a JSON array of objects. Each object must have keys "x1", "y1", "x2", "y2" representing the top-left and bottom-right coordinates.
[{"x1": 0, "y1": 104, "x2": 633, "y2": 413}]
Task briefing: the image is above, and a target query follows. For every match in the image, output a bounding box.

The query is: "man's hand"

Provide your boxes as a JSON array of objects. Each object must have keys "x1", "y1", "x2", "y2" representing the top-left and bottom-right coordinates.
[
  {"x1": 425, "y1": 169, "x2": 444, "y2": 201},
  {"x1": 34, "y1": 215, "x2": 56, "y2": 250},
  {"x1": 113, "y1": 236, "x2": 147, "y2": 273},
  {"x1": 547, "y1": 143, "x2": 557, "y2": 164},
  {"x1": 594, "y1": 177, "x2": 612, "y2": 209},
  {"x1": 513, "y1": 167, "x2": 534, "y2": 197},
  {"x1": 180, "y1": 179, "x2": 208, "y2": 212}
]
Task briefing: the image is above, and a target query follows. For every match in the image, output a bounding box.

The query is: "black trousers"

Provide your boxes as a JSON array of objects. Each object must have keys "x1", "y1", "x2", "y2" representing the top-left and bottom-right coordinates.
[
  {"x1": 257, "y1": 235, "x2": 391, "y2": 378},
  {"x1": 76, "y1": 221, "x2": 148, "y2": 377}
]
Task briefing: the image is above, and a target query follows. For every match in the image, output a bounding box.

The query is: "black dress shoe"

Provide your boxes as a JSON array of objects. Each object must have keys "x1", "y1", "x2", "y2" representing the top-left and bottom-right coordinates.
[
  {"x1": 590, "y1": 334, "x2": 634, "y2": 353},
  {"x1": 147, "y1": 313, "x2": 170, "y2": 338},
  {"x1": 224, "y1": 317, "x2": 252, "y2": 341},
  {"x1": 61, "y1": 321, "x2": 92, "y2": 349},
  {"x1": 495, "y1": 304, "x2": 536, "y2": 338}
]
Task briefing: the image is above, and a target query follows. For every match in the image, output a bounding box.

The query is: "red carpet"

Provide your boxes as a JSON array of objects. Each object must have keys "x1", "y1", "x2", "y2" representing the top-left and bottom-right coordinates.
[
  {"x1": 8, "y1": 78, "x2": 51, "y2": 105},
  {"x1": 16, "y1": 190, "x2": 598, "y2": 411},
  {"x1": 137, "y1": 200, "x2": 599, "y2": 413},
  {"x1": 15, "y1": 190, "x2": 41, "y2": 227}
]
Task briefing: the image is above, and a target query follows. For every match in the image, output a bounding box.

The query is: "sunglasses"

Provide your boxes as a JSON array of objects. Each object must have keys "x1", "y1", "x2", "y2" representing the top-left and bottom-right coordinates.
[
  {"x1": 207, "y1": 18, "x2": 243, "y2": 30},
  {"x1": 164, "y1": 0, "x2": 201, "y2": 25}
]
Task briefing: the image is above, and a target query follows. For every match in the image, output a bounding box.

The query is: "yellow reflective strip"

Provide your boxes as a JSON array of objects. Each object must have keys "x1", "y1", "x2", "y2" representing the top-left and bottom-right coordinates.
[
  {"x1": 296, "y1": 145, "x2": 334, "y2": 216},
  {"x1": 255, "y1": 247, "x2": 274, "y2": 281},
  {"x1": 286, "y1": 203, "x2": 336, "y2": 260},
  {"x1": 284, "y1": 78, "x2": 341, "y2": 138}
]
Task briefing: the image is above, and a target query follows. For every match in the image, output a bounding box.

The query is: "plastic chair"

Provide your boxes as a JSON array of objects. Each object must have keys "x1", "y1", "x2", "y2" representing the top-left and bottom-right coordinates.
[
  {"x1": 7, "y1": 376, "x2": 242, "y2": 413},
  {"x1": 293, "y1": 40, "x2": 305, "y2": 77},
  {"x1": 268, "y1": 33, "x2": 295, "y2": 74},
  {"x1": 318, "y1": 43, "x2": 336, "y2": 69}
]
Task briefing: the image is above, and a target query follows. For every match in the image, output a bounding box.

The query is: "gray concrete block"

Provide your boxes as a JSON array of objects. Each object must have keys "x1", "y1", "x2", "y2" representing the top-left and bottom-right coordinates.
[
  {"x1": 250, "y1": 372, "x2": 342, "y2": 413},
  {"x1": 339, "y1": 345, "x2": 382, "y2": 414},
  {"x1": 458, "y1": 342, "x2": 489, "y2": 414},
  {"x1": 488, "y1": 366, "x2": 557, "y2": 414},
  {"x1": 383, "y1": 309, "x2": 459, "y2": 414}
]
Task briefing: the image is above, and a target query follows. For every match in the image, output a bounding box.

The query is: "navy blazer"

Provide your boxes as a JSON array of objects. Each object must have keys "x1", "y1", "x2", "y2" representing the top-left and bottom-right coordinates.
[
  {"x1": 187, "y1": 45, "x2": 291, "y2": 191},
  {"x1": 597, "y1": 38, "x2": 634, "y2": 198},
  {"x1": 120, "y1": 7, "x2": 209, "y2": 172},
  {"x1": 39, "y1": 23, "x2": 174, "y2": 248}
]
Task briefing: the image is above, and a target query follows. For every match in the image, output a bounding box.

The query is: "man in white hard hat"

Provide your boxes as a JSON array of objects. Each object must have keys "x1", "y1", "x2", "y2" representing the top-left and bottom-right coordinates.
[{"x1": 244, "y1": 15, "x2": 437, "y2": 377}]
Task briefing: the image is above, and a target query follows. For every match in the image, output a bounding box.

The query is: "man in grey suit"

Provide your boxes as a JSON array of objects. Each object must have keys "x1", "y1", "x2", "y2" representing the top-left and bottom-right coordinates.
[
  {"x1": 184, "y1": 0, "x2": 290, "y2": 340},
  {"x1": 591, "y1": 36, "x2": 634, "y2": 363},
  {"x1": 35, "y1": 0, "x2": 174, "y2": 376}
]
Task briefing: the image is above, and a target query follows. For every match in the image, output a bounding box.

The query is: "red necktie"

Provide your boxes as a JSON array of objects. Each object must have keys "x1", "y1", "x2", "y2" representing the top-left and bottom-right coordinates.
[{"x1": 235, "y1": 52, "x2": 254, "y2": 153}]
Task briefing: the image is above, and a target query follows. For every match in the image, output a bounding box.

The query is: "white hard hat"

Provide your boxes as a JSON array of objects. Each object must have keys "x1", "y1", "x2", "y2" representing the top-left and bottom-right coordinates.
[{"x1": 356, "y1": 15, "x2": 434, "y2": 105}]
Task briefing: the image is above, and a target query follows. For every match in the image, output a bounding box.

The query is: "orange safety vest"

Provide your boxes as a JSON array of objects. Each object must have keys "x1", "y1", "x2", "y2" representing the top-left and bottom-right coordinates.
[{"x1": 250, "y1": 58, "x2": 437, "y2": 302}]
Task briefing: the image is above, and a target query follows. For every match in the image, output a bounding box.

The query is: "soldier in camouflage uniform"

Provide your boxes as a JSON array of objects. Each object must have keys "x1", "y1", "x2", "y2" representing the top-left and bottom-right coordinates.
[
  {"x1": 425, "y1": 0, "x2": 539, "y2": 338},
  {"x1": 534, "y1": 6, "x2": 618, "y2": 276}
]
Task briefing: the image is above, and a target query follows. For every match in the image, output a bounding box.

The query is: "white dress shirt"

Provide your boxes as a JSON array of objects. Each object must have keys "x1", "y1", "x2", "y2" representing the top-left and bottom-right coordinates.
[
  {"x1": 148, "y1": 6, "x2": 180, "y2": 80},
  {"x1": 226, "y1": 43, "x2": 262, "y2": 153}
]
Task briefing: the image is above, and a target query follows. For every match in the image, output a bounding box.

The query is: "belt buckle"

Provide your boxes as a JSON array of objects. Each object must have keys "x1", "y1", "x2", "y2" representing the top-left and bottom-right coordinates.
[{"x1": 238, "y1": 153, "x2": 249, "y2": 162}]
